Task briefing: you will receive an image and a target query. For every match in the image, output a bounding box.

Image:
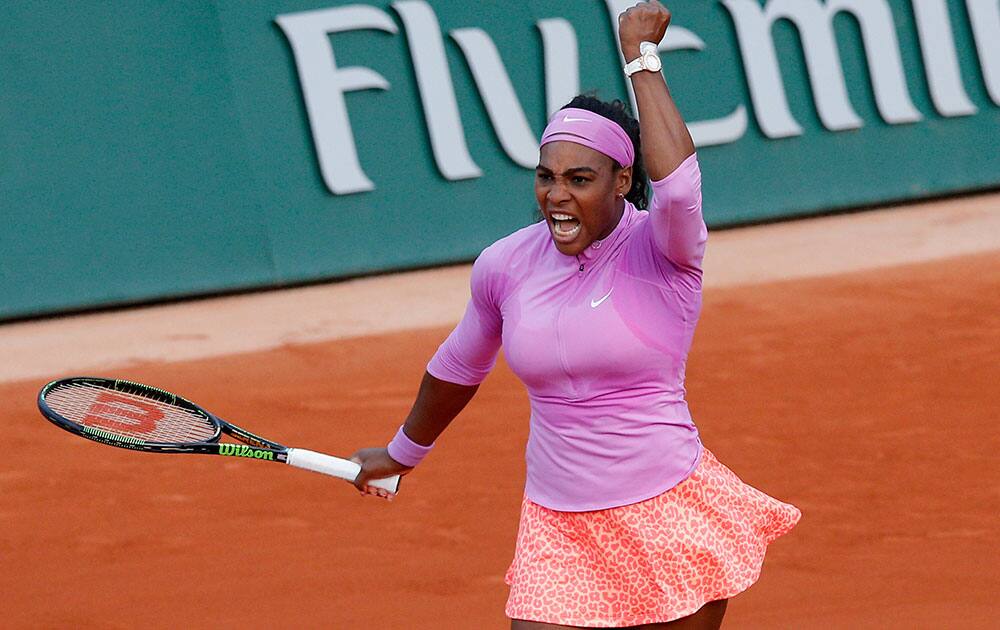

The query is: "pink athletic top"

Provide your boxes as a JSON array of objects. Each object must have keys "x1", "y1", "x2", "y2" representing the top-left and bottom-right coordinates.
[{"x1": 428, "y1": 153, "x2": 707, "y2": 511}]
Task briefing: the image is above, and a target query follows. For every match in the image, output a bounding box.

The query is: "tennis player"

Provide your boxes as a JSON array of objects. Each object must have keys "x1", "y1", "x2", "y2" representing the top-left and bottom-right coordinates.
[{"x1": 350, "y1": 2, "x2": 801, "y2": 627}]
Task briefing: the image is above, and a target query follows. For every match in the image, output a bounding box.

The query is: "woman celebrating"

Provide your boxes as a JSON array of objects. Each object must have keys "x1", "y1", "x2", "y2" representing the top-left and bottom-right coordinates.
[{"x1": 350, "y1": 2, "x2": 801, "y2": 627}]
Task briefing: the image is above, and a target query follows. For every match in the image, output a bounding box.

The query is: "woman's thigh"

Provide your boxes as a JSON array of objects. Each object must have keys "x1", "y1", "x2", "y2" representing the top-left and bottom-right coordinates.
[
  {"x1": 511, "y1": 621, "x2": 591, "y2": 629},
  {"x1": 510, "y1": 599, "x2": 728, "y2": 630},
  {"x1": 640, "y1": 599, "x2": 728, "y2": 630}
]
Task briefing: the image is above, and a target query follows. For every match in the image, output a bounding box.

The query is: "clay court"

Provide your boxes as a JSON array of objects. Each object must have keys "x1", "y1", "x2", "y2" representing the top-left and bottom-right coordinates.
[{"x1": 2, "y1": 197, "x2": 999, "y2": 628}]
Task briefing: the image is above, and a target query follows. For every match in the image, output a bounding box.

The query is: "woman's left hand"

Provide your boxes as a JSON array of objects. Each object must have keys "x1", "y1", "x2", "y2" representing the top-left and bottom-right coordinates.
[{"x1": 619, "y1": 1, "x2": 671, "y2": 59}]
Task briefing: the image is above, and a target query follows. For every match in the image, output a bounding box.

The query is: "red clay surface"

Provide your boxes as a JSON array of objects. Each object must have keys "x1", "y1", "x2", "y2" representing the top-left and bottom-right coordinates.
[{"x1": 3, "y1": 251, "x2": 998, "y2": 629}]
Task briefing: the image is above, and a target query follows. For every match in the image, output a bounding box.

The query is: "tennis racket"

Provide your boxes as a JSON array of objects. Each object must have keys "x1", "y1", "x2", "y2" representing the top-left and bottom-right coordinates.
[{"x1": 37, "y1": 376, "x2": 399, "y2": 493}]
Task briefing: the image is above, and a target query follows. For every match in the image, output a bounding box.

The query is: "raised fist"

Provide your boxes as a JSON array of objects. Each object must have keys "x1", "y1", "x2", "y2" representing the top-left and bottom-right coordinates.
[{"x1": 618, "y1": 1, "x2": 672, "y2": 59}]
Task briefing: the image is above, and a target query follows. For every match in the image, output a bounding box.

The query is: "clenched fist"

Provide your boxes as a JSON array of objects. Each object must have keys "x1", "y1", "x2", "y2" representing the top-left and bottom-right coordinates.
[{"x1": 619, "y1": 1, "x2": 672, "y2": 60}]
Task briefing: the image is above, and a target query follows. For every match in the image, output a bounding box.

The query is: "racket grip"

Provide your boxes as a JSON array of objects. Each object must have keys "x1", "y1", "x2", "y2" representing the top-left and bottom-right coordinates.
[{"x1": 285, "y1": 448, "x2": 400, "y2": 493}]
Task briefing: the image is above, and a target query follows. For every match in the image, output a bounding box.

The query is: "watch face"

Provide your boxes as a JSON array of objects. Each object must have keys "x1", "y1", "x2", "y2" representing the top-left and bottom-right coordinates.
[{"x1": 645, "y1": 54, "x2": 662, "y2": 72}]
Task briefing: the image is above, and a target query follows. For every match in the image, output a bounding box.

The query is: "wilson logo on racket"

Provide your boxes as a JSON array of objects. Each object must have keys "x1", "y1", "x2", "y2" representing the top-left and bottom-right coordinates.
[
  {"x1": 218, "y1": 443, "x2": 275, "y2": 460},
  {"x1": 84, "y1": 392, "x2": 163, "y2": 434}
]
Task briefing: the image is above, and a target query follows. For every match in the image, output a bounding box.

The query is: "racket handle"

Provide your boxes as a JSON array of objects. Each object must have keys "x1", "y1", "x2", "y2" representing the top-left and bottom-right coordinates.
[{"x1": 285, "y1": 448, "x2": 400, "y2": 493}]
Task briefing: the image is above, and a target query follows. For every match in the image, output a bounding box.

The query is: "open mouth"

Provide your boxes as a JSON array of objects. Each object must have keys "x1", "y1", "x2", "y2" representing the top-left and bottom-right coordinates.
[{"x1": 550, "y1": 212, "x2": 581, "y2": 241}]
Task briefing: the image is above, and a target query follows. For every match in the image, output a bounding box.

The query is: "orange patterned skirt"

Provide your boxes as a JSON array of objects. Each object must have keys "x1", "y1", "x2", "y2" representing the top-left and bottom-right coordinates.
[{"x1": 504, "y1": 446, "x2": 801, "y2": 627}]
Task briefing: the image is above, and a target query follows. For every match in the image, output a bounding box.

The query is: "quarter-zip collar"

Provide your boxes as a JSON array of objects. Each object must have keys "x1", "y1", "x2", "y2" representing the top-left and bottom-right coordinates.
[{"x1": 576, "y1": 201, "x2": 635, "y2": 265}]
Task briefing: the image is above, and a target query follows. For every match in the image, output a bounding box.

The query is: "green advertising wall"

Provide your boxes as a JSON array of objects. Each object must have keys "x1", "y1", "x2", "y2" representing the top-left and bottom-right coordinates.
[{"x1": 3, "y1": 0, "x2": 998, "y2": 320}]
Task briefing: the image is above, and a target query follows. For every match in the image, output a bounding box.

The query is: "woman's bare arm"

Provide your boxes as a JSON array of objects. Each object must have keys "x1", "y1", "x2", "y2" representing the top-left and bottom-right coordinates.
[
  {"x1": 401, "y1": 371, "x2": 480, "y2": 445},
  {"x1": 619, "y1": 1, "x2": 695, "y2": 179},
  {"x1": 349, "y1": 372, "x2": 479, "y2": 496},
  {"x1": 620, "y1": 1, "x2": 706, "y2": 274}
]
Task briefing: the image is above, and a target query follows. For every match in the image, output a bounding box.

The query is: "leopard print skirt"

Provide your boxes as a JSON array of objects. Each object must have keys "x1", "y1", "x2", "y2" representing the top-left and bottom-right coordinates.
[{"x1": 504, "y1": 446, "x2": 801, "y2": 627}]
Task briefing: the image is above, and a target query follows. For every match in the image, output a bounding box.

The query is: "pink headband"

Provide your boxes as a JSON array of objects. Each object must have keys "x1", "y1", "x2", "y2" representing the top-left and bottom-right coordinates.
[{"x1": 539, "y1": 107, "x2": 634, "y2": 168}]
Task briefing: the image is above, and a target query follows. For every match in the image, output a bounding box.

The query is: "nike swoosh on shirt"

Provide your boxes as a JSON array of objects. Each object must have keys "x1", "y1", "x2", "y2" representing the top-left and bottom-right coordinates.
[{"x1": 591, "y1": 288, "x2": 614, "y2": 308}]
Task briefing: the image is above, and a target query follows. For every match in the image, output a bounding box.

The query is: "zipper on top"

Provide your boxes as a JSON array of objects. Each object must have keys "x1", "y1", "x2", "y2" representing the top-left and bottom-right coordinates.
[{"x1": 553, "y1": 278, "x2": 581, "y2": 398}]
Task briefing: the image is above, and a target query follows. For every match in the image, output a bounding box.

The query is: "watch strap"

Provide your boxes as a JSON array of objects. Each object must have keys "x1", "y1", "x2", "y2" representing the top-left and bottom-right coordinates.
[
  {"x1": 623, "y1": 57, "x2": 645, "y2": 77},
  {"x1": 623, "y1": 41, "x2": 660, "y2": 78}
]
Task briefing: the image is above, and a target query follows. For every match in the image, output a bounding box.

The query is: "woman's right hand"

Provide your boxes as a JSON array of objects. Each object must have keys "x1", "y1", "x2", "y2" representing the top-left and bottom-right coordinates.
[{"x1": 349, "y1": 447, "x2": 412, "y2": 500}]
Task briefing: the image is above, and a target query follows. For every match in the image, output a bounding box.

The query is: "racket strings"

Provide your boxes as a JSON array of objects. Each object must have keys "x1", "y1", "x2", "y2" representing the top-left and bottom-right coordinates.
[{"x1": 45, "y1": 382, "x2": 217, "y2": 444}]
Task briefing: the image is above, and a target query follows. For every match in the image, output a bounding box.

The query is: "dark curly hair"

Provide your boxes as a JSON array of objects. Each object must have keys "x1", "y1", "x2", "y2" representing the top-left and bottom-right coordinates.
[{"x1": 561, "y1": 94, "x2": 649, "y2": 210}]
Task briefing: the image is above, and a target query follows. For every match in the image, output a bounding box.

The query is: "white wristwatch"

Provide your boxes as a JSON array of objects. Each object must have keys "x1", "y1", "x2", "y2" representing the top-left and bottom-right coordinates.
[{"x1": 623, "y1": 41, "x2": 662, "y2": 77}]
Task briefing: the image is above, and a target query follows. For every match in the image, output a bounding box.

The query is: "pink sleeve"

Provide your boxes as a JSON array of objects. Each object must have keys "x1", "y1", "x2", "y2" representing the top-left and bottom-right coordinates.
[
  {"x1": 426, "y1": 249, "x2": 504, "y2": 386},
  {"x1": 648, "y1": 153, "x2": 707, "y2": 273}
]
